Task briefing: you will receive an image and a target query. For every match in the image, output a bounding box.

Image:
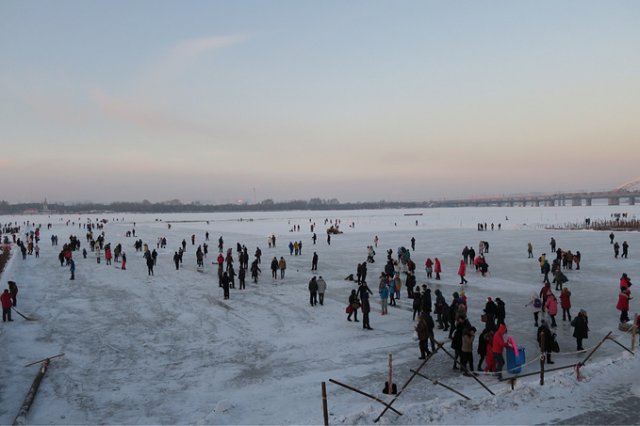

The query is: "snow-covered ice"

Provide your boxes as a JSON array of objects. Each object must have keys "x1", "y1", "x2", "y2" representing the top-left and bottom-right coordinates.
[{"x1": 1, "y1": 205, "x2": 639, "y2": 424}]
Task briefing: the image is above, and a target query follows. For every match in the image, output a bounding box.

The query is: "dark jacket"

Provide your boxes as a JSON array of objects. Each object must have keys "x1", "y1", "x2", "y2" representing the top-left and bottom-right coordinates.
[
  {"x1": 572, "y1": 313, "x2": 589, "y2": 339},
  {"x1": 308, "y1": 278, "x2": 318, "y2": 293}
]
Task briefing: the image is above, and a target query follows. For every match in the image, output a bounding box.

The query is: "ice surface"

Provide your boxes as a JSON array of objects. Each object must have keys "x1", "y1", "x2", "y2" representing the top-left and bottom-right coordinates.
[{"x1": 0, "y1": 205, "x2": 639, "y2": 424}]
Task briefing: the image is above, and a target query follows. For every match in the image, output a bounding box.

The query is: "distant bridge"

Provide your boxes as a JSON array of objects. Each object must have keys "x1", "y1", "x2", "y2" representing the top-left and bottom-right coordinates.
[{"x1": 430, "y1": 178, "x2": 640, "y2": 208}]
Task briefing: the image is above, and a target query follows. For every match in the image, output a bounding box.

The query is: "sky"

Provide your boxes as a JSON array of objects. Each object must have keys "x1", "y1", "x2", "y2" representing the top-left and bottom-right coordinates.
[{"x1": 1, "y1": 0, "x2": 639, "y2": 204}]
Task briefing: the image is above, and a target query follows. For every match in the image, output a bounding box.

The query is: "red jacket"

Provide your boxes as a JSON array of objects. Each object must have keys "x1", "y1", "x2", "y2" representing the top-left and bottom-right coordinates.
[
  {"x1": 1, "y1": 291, "x2": 12, "y2": 309},
  {"x1": 458, "y1": 260, "x2": 466, "y2": 277},
  {"x1": 560, "y1": 291, "x2": 571, "y2": 309},
  {"x1": 617, "y1": 289, "x2": 631, "y2": 311},
  {"x1": 492, "y1": 324, "x2": 508, "y2": 353},
  {"x1": 425, "y1": 258, "x2": 433, "y2": 268},
  {"x1": 434, "y1": 258, "x2": 442, "y2": 273}
]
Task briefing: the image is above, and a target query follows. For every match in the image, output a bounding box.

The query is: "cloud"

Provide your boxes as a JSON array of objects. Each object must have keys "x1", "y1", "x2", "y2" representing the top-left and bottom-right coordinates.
[
  {"x1": 89, "y1": 34, "x2": 249, "y2": 134},
  {"x1": 149, "y1": 34, "x2": 249, "y2": 83}
]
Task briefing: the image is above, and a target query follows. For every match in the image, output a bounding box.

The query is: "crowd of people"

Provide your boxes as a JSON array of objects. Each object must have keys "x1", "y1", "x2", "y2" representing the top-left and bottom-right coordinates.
[{"x1": 1, "y1": 217, "x2": 637, "y2": 383}]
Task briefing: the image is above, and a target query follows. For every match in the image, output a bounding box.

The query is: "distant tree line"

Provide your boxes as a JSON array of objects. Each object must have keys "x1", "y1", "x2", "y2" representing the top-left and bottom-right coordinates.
[{"x1": 0, "y1": 198, "x2": 433, "y2": 215}]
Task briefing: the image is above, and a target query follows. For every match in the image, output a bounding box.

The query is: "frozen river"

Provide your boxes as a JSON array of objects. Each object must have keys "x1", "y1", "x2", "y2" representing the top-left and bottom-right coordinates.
[{"x1": 0, "y1": 205, "x2": 639, "y2": 424}]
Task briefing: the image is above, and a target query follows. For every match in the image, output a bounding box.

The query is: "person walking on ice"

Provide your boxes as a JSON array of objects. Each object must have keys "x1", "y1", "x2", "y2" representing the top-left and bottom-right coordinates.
[{"x1": 458, "y1": 259, "x2": 468, "y2": 285}]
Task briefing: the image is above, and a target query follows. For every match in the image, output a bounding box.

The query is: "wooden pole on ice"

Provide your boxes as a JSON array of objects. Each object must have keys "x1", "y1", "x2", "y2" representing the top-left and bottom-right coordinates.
[
  {"x1": 328, "y1": 379, "x2": 402, "y2": 416},
  {"x1": 437, "y1": 344, "x2": 495, "y2": 396},
  {"x1": 321, "y1": 382, "x2": 329, "y2": 426},
  {"x1": 580, "y1": 331, "x2": 612, "y2": 366},
  {"x1": 631, "y1": 314, "x2": 638, "y2": 352},
  {"x1": 606, "y1": 335, "x2": 635, "y2": 355},
  {"x1": 539, "y1": 331, "x2": 545, "y2": 386},
  {"x1": 387, "y1": 354, "x2": 393, "y2": 395},
  {"x1": 24, "y1": 353, "x2": 64, "y2": 367},
  {"x1": 372, "y1": 347, "x2": 439, "y2": 423},
  {"x1": 13, "y1": 359, "x2": 49, "y2": 425},
  {"x1": 410, "y1": 370, "x2": 471, "y2": 400}
]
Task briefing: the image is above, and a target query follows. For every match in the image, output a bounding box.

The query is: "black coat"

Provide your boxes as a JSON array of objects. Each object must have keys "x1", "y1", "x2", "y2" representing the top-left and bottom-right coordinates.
[{"x1": 572, "y1": 314, "x2": 589, "y2": 339}]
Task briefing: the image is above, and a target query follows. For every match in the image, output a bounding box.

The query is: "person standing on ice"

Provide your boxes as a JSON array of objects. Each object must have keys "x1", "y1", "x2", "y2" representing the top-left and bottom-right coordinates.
[
  {"x1": 1, "y1": 289, "x2": 13, "y2": 322},
  {"x1": 308, "y1": 276, "x2": 318, "y2": 306},
  {"x1": 537, "y1": 320, "x2": 555, "y2": 364},
  {"x1": 278, "y1": 257, "x2": 286, "y2": 279},
  {"x1": 571, "y1": 309, "x2": 589, "y2": 351},
  {"x1": 525, "y1": 293, "x2": 542, "y2": 327},
  {"x1": 227, "y1": 264, "x2": 236, "y2": 288},
  {"x1": 609, "y1": 232, "x2": 615, "y2": 244},
  {"x1": 617, "y1": 286, "x2": 632, "y2": 323},
  {"x1": 458, "y1": 259, "x2": 468, "y2": 285},
  {"x1": 434, "y1": 257, "x2": 442, "y2": 280},
  {"x1": 270, "y1": 257, "x2": 278, "y2": 279},
  {"x1": 460, "y1": 326, "x2": 477, "y2": 375},
  {"x1": 622, "y1": 241, "x2": 629, "y2": 258},
  {"x1": 69, "y1": 258, "x2": 75, "y2": 280},
  {"x1": 121, "y1": 252, "x2": 127, "y2": 270},
  {"x1": 358, "y1": 282, "x2": 373, "y2": 329},
  {"x1": 379, "y1": 274, "x2": 389, "y2": 315},
  {"x1": 221, "y1": 272, "x2": 230, "y2": 300},
  {"x1": 425, "y1": 258, "x2": 433, "y2": 279},
  {"x1": 527, "y1": 242, "x2": 533, "y2": 258},
  {"x1": 311, "y1": 252, "x2": 318, "y2": 271},
  {"x1": 412, "y1": 287, "x2": 422, "y2": 321},
  {"x1": 326, "y1": 233, "x2": 331, "y2": 245},
  {"x1": 173, "y1": 252, "x2": 180, "y2": 270},
  {"x1": 347, "y1": 289, "x2": 359, "y2": 321},
  {"x1": 462, "y1": 246, "x2": 469, "y2": 264},
  {"x1": 234, "y1": 265, "x2": 243, "y2": 289},
  {"x1": 250, "y1": 259, "x2": 261, "y2": 284},
  {"x1": 545, "y1": 292, "x2": 558, "y2": 327},
  {"x1": 550, "y1": 237, "x2": 556, "y2": 252},
  {"x1": 216, "y1": 253, "x2": 224, "y2": 283},
  {"x1": 406, "y1": 271, "x2": 416, "y2": 299},
  {"x1": 416, "y1": 311, "x2": 434, "y2": 359},
  {"x1": 317, "y1": 276, "x2": 327, "y2": 305},
  {"x1": 614, "y1": 241, "x2": 620, "y2": 258},
  {"x1": 146, "y1": 254, "x2": 154, "y2": 276},
  {"x1": 560, "y1": 287, "x2": 572, "y2": 321},
  {"x1": 541, "y1": 259, "x2": 551, "y2": 283},
  {"x1": 4, "y1": 280, "x2": 18, "y2": 308},
  {"x1": 410, "y1": 237, "x2": 416, "y2": 251},
  {"x1": 492, "y1": 324, "x2": 508, "y2": 374},
  {"x1": 218, "y1": 236, "x2": 224, "y2": 252}
]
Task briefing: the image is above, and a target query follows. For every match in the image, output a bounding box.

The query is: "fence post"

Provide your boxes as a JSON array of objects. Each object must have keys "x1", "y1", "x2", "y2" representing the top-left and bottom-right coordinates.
[
  {"x1": 539, "y1": 331, "x2": 545, "y2": 386},
  {"x1": 321, "y1": 382, "x2": 328, "y2": 426},
  {"x1": 632, "y1": 314, "x2": 638, "y2": 352}
]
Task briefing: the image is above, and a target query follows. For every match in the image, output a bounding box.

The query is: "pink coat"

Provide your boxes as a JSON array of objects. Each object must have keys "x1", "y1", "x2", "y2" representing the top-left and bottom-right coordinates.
[{"x1": 545, "y1": 295, "x2": 558, "y2": 316}]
